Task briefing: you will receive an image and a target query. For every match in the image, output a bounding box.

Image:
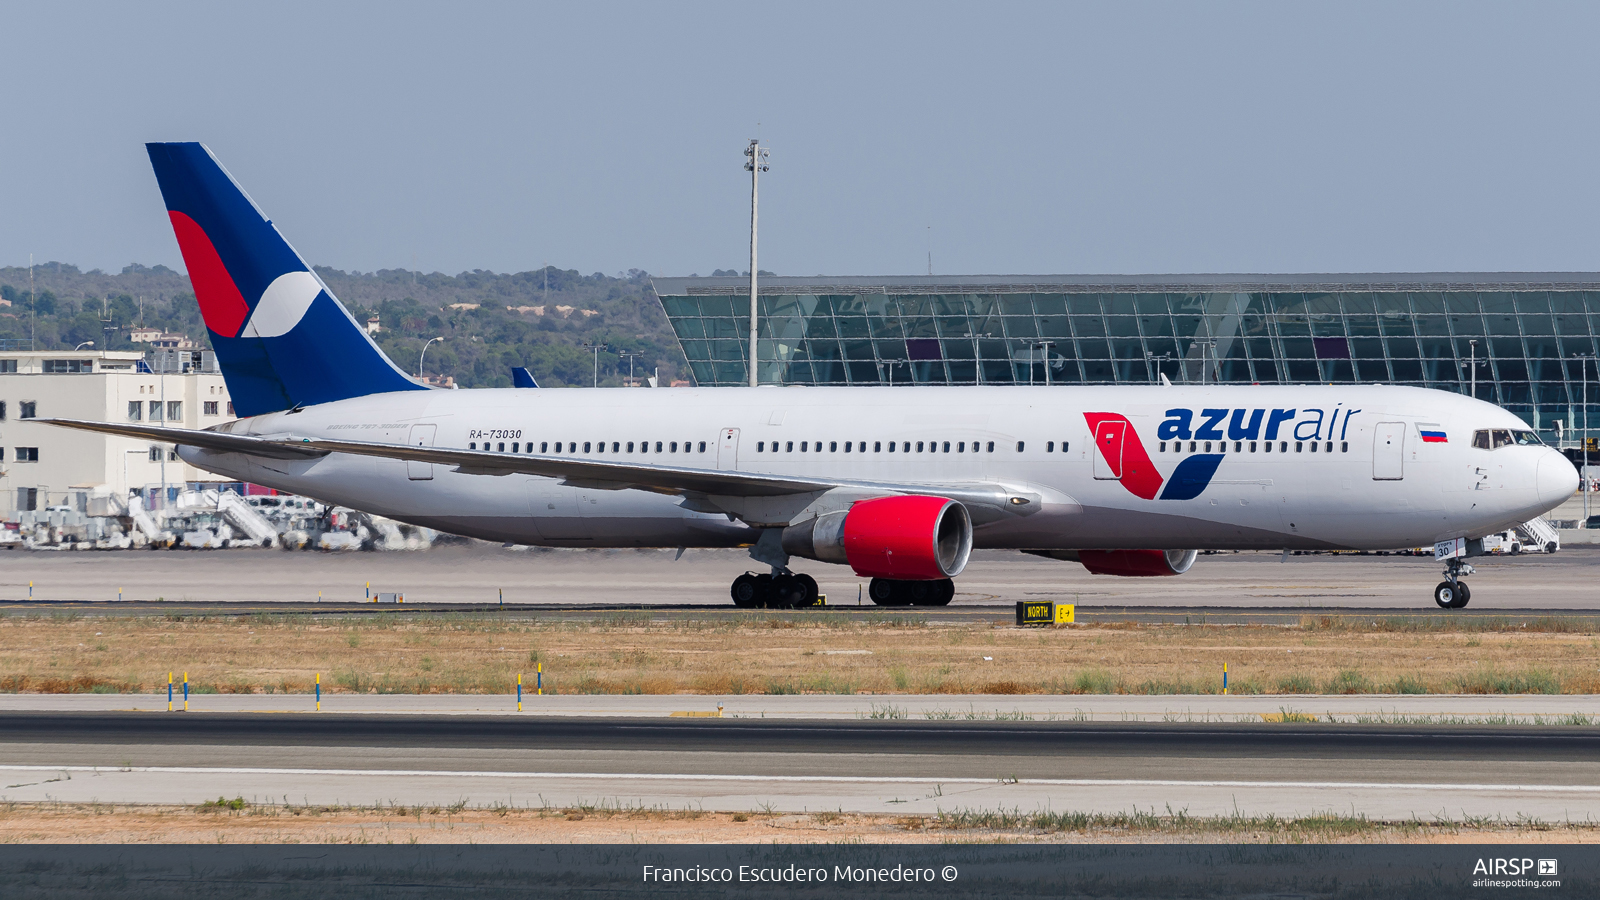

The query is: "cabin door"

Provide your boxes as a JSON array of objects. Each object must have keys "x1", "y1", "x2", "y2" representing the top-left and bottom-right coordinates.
[
  {"x1": 1373, "y1": 422, "x2": 1405, "y2": 480},
  {"x1": 406, "y1": 424, "x2": 437, "y2": 481}
]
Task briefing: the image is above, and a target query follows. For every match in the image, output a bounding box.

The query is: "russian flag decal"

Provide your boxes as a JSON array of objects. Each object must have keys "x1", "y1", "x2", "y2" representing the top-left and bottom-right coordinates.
[{"x1": 1418, "y1": 423, "x2": 1448, "y2": 443}]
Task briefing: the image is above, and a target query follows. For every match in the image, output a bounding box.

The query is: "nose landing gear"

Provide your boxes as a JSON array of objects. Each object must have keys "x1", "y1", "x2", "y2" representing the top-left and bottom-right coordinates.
[{"x1": 1434, "y1": 558, "x2": 1475, "y2": 609}]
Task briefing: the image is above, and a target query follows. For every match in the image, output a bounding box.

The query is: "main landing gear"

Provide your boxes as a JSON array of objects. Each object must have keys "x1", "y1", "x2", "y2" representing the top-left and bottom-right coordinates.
[
  {"x1": 1434, "y1": 557, "x2": 1475, "y2": 609},
  {"x1": 731, "y1": 571, "x2": 820, "y2": 609},
  {"x1": 868, "y1": 577, "x2": 955, "y2": 607}
]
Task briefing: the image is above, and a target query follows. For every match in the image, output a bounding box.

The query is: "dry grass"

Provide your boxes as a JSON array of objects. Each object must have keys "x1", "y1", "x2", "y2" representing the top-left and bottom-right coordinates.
[
  {"x1": 2, "y1": 800, "x2": 1597, "y2": 844},
  {"x1": 0, "y1": 610, "x2": 1597, "y2": 696}
]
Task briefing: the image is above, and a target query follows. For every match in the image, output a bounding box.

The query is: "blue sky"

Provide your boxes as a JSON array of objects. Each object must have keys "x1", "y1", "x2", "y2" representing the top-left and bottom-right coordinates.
[{"x1": 3, "y1": 1, "x2": 1599, "y2": 278}]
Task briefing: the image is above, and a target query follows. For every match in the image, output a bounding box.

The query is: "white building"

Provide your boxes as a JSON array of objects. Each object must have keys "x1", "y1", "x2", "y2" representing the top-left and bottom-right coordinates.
[{"x1": 0, "y1": 350, "x2": 232, "y2": 517}]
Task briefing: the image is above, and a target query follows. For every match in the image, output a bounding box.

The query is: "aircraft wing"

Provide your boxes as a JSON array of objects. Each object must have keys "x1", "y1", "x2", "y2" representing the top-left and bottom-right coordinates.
[{"x1": 38, "y1": 418, "x2": 1042, "y2": 513}]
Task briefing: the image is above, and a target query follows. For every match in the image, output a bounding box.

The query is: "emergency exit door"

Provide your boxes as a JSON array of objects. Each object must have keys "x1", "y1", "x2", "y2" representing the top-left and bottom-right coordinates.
[
  {"x1": 1093, "y1": 420, "x2": 1126, "y2": 480},
  {"x1": 717, "y1": 428, "x2": 740, "y2": 470},
  {"x1": 1373, "y1": 422, "x2": 1405, "y2": 480},
  {"x1": 406, "y1": 424, "x2": 437, "y2": 480}
]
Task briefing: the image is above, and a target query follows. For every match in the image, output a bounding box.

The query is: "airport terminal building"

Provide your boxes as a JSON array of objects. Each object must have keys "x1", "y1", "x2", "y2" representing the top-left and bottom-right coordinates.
[{"x1": 654, "y1": 273, "x2": 1600, "y2": 446}]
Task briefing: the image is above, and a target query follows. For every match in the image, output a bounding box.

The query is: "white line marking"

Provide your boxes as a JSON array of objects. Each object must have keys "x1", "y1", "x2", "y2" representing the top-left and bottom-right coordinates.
[{"x1": 0, "y1": 765, "x2": 1594, "y2": 793}]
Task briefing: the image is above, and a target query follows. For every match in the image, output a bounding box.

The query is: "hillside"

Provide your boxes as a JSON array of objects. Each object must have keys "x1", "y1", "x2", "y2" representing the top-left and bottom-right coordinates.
[{"x1": 0, "y1": 262, "x2": 692, "y2": 388}]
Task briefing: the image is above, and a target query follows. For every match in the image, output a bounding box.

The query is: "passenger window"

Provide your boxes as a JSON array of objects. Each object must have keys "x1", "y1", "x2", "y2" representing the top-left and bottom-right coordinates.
[
  {"x1": 698, "y1": 441, "x2": 706, "y2": 452},
  {"x1": 1492, "y1": 429, "x2": 1513, "y2": 448},
  {"x1": 469, "y1": 442, "x2": 477, "y2": 450},
  {"x1": 874, "y1": 441, "x2": 882, "y2": 452},
  {"x1": 1234, "y1": 441, "x2": 1241, "y2": 452},
  {"x1": 1250, "y1": 441, "x2": 1257, "y2": 452},
  {"x1": 541, "y1": 442, "x2": 548, "y2": 453},
  {"x1": 656, "y1": 441, "x2": 663, "y2": 452},
  {"x1": 1280, "y1": 441, "x2": 1288, "y2": 452},
  {"x1": 942, "y1": 441, "x2": 950, "y2": 452},
  {"x1": 512, "y1": 442, "x2": 519, "y2": 453},
  {"x1": 830, "y1": 441, "x2": 838, "y2": 452},
  {"x1": 584, "y1": 442, "x2": 592, "y2": 453},
  {"x1": 612, "y1": 442, "x2": 619, "y2": 453},
  {"x1": 757, "y1": 441, "x2": 764, "y2": 452},
  {"x1": 917, "y1": 441, "x2": 925, "y2": 452},
  {"x1": 887, "y1": 441, "x2": 894, "y2": 452},
  {"x1": 787, "y1": 441, "x2": 794, "y2": 452},
  {"x1": 1189, "y1": 441, "x2": 1196, "y2": 452},
  {"x1": 1295, "y1": 442, "x2": 1303, "y2": 452},
  {"x1": 1047, "y1": 441, "x2": 1055, "y2": 452},
  {"x1": 1309, "y1": 441, "x2": 1317, "y2": 453},
  {"x1": 498, "y1": 442, "x2": 505, "y2": 452},
  {"x1": 959, "y1": 442, "x2": 966, "y2": 452},
  {"x1": 1016, "y1": 441, "x2": 1025, "y2": 452},
  {"x1": 1472, "y1": 430, "x2": 1491, "y2": 449},
  {"x1": 986, "y1": 441, "x2": 994, "y2": 452},
  {"x1": 1061, "y1": 441, "x2": 1069, "y2": 452},
  {"x1": 1204, "y1": 441, "x2": 1212, "y2": 452},
  {"x1": 1264, "y1": 441, "x2": 1272, "y2": 453},
  {"x1": 905, "y1": 442, "x2": 912, "y2": 452},
  {"x1": 1325, "y1": 441, "x2": 1333, "y2": 453},
  {"x1": 843, "y1": 442, "x2": 851, "y2": 452},
  {"x1": 1340, "y1": 441, "x2": 1348, "y2": 452}
]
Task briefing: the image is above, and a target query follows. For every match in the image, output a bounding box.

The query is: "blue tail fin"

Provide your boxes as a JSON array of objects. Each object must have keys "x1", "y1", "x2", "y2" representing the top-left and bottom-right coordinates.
[
  {"x1": 146, "y1": 142, "x2": 425, "y2": 417},
  {"x1": 511, "y1": 366, "x2": 539, "y2": 388}
]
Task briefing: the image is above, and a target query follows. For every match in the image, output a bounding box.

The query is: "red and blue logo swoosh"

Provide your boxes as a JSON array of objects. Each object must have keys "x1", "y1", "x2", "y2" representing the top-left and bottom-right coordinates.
[{"x1": 1085, "y1": 412, "x2": 1224, "y2": 501}]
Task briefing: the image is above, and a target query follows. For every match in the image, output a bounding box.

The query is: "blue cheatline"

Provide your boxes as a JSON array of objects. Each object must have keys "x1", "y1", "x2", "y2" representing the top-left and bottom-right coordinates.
[{"x1": 146, "y1": 142, "x2": 426, "y2": 417}]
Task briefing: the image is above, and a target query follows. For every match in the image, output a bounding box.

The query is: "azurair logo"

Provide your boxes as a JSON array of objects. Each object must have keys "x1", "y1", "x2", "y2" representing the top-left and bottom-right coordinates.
[{"x1": 1084, "y1": 412, "x2": 1224, "y2": 502}]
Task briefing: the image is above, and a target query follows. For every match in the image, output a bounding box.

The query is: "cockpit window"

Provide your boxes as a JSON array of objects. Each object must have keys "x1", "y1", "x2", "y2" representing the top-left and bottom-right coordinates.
[{"x1": 1474, "y1": 428, "x2": 1543, "y2": 449}]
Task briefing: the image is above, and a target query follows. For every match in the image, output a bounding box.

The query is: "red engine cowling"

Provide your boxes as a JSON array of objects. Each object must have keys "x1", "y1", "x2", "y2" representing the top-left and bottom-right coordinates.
[
  {"x1": 781, "y1": 495, "x2": 972, "y2": 580},
  {"x1": 1078, "y1": 548, "x2": 1197, "y2": 577}
]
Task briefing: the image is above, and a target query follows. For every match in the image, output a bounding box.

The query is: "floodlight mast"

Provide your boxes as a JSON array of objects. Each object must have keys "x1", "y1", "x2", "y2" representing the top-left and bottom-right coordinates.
[{"x1": 745, "y1": 139, "x2": 769, "y2": 388}]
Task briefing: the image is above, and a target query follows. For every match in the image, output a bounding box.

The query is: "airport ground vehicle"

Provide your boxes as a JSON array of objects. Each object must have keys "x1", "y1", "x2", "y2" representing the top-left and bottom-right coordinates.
[{"x1": 45, "y1": 143, "x2": 1580, "y2": 609}]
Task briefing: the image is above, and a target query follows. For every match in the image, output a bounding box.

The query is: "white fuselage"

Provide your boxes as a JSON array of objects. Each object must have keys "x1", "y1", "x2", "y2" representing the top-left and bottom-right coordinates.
[{"x1": 180, "y1": 384, "x2": 1576, "y2": 553}]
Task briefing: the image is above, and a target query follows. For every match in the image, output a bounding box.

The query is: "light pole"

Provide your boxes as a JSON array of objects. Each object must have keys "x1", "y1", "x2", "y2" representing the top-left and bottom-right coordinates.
[
  {"x1": 581, "y1": 342, "x2": 609, "y2": 388},
  {"x1": 1469, "y1": 339, "x2": 1478, "y2": 399},
  {"x1": 73, "y1": 341, "x2": 94, "y2": 351},
  {"x1": 744, "y1": 139, "x2": 769, "y2": 388},
  {"x1": 618, "y1": 350, "x2": 642, "y2": 386},
  {"x1": 419, "y1": 336, "x2": 444, "y2": 380},
  {"x1": 1026, "y1": 341, "x2": 1055, "y2": 386},
  {"x1": 1146, "y1": 350, "x2": 1173, "y2": 383},
  {"x1": 962, "y1": 332, "x2": 991, "y2": 385},
  {"x1": 1577, "y1": 352, "x2": 1595, "y2": 519}
]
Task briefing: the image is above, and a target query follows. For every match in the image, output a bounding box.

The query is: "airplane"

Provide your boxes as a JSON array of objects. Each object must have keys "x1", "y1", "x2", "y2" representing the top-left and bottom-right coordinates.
[{"x1": 44, "y1": 143, "x2": 1580, "y2": 610}]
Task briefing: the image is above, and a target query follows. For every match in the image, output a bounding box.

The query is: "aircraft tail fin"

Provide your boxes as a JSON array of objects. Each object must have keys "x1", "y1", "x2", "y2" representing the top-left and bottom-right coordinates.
[
  {"x1": 145, "y1": 142, "x2": 425, "y2": 417},
  {"x1": 511, "y1": 366, "x2": 539, "y2": 388}
]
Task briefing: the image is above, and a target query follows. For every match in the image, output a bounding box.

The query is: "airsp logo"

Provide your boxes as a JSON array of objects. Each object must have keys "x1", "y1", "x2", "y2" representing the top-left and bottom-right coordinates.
[{"x1": 1472, "y1": 858, "x2": 1555, "y2": 876}]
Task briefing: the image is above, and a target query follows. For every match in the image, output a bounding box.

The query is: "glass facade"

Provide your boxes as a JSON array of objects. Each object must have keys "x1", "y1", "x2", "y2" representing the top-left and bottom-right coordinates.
[{"x1": 653, "y1": 274, "x2": 1600, "y2": 442}]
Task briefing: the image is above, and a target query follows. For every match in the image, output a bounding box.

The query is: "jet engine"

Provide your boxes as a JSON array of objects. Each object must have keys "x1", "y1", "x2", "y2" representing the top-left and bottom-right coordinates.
[
  {"x1": 1077, "y1": 548, "x2": 1197, "y2": 577},
  {"x1": 782, "y1": 495, "x2": 972, "y2": 579}
]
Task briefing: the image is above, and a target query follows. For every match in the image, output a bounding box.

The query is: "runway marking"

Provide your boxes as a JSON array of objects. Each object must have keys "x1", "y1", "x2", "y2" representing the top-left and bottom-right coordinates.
[{"x1": 0, "y1": 765, "x2": 1595, "y2": 793}]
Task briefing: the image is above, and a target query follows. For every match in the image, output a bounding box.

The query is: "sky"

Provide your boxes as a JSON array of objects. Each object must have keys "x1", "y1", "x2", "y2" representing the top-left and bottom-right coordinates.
[{"x1": 4, "y1": 1, "x2": 1600, "y2": 279}]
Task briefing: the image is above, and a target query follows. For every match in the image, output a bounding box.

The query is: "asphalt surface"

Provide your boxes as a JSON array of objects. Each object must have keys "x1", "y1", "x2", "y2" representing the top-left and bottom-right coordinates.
[
  {"x1": 3, "y1": 712, "x2": 1599, "y2": 819},
  {"x1": 2, "y1": 543, "x2": 1596, "y2": 610}
]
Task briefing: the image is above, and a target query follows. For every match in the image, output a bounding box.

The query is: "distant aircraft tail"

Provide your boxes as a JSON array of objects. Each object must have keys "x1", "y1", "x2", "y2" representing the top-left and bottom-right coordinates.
[{"x1": 146, "y1": 142, "x2": 425, "y2": 417}]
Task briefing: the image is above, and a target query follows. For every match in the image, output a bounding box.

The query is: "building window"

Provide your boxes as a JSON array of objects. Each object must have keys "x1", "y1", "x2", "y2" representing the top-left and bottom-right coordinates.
[
  {"x1": 128, "y1": 401, "x2": 142, "y2": 421},
  {"x1": 43, "y1": 359, "x2": 90, "y2": 374},
  {"x1": 167, "y1": 401, "x2": 182, "y2": 421},
  {"x1": 19, "y1": 402, "x2": 35, "y2": 419},
  {"x1": 0, "y1": 401, "x2": 6, "y2": 421},
  {"x1": 149, "y1": 446, "x2": 162, "y2": 462},
  {"x1": 0, "y1": 360, "x2": 17, "y2": 374},
  {"x1": 203, "y1": 401, "x2": 219, "y2": 416},
  {"x1": 149, "y1": 400, "x2": 163, "y2": 421},
  {"x1": 226, "y1": 402, "x2": 234, "y2": 416},
  {"x1": 169, "y1": 449, "x2": 178, "y2": 461},
  {"x1": 15, "y1": 447, "x2": 38, "y2": 462},
  {"x1": 16, "y1": 487, "x2": 36, "y2": 512}
]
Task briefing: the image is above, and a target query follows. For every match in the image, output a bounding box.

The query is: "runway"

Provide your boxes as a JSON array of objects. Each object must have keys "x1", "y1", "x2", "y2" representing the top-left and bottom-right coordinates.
[
  {"x1": 3, "y1": 712, "x2": 1597, "y2": 820},
  {"x1": 2, "y1": 544, "x2": 1597, "y2": 610}
]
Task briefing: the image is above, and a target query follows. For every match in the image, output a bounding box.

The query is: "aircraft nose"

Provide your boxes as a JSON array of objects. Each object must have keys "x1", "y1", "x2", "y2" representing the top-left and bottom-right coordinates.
[{"x1": 1537, "y1": 451, "x2": 1580, "y2": 507}]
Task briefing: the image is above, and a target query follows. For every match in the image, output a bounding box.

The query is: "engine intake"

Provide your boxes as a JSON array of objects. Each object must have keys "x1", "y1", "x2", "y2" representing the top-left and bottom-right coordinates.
[
  {"x1": 1078, "y1": 548, "x2": 1197, "y2": 577},
  {"x1": 782, "y1": 495, "x2": 972, "y2": 580}
]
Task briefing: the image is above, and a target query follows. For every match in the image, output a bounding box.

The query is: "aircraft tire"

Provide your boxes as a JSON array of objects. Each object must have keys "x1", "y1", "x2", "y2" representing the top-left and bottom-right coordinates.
[
  {"x1": 795, "y1": 574, "x2": 820, "y2": 606},
  {"x1": 1434, "y1": 581, "x2": 1470, "y2": 609},
  {"x1": 731, "y1": 573, "x2": 763, "y2": 608},
  {"x1": 868, "y1": 578, "x2": 906, "y2": 606},
  {"x1": 770, "y1": 574, "x2": 806, "y2": 608}
]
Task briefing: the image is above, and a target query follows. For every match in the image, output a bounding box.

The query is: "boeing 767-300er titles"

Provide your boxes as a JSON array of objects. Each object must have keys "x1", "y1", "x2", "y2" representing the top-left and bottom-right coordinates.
[{"x1": 44, "y1": 143, "x2": 1581, "y2": 609}]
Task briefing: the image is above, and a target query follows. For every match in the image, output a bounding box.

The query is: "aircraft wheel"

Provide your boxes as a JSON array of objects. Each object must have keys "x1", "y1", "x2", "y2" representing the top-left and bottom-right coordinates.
[
  {"x1": 934, "y1": 579, "x2": 955, "y2": 606},
  {"x1": 731, "y1": 573, "x2": 763, "y2": 608},
  {"x1": 868, "y1": 578, "x2": 905, "y2": 606},
  {"x1": 1434, "y1": 581, "x2": 1470, "y2": 610},
  {"x1": 795, "y1": 573, "x2": 820, "y2": 606},
  {"x1": 770, "y1": 574, "x2": 806, "y2": 608},
  {"x1": 904, "y1": 581, "x2": 937, "y2": 606}
]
